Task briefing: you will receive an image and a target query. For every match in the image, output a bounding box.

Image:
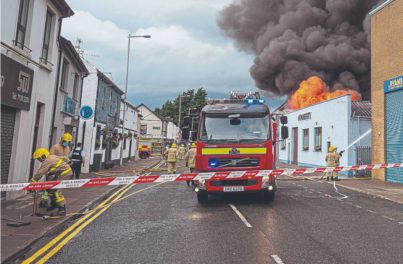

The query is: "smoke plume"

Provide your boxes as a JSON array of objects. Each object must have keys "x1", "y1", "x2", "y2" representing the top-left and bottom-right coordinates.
[{"x1": 218, "y1": 0, "x2": 381, "y2": 99}]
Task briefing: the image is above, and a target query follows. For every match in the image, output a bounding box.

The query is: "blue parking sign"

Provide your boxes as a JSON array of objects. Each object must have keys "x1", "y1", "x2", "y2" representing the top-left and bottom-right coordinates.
[{"x1": 79, "y1": 105, "x2": 94, "y2": 120}]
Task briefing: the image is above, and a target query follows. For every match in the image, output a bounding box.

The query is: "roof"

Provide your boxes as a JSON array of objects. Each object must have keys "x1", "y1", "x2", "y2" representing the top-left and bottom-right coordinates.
[
  {"x1": 60, "y1": 37, "x2": 88, "y2": 76},
  {"x1": 97, "y1": 70, "x2": 124, "y2": 95},
  {"x1": 137, "y1": 104, "x2": 164, "y2": 121},
  {"x1": 50, "y1": 0, "x2": 74, "y2": 17},
  {"x1": 351, "y1": 101, "x2": 371, "y2": 118},
  {"x1": 369, "y1": 0, "x2": 393, "y2": 16},
  {"x1": 202, "y1": 103, "x2": 270, "y2": 115}
]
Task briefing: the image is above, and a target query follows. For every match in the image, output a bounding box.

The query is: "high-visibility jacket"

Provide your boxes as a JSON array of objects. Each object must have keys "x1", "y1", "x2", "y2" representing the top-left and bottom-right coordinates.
[
  {"x1": 185, "y1": 148, "x2": 197, "y2": 168},
  {"x1": 325, "y1": 152, "x2": 340, "y2": 167},
  {"x1": 165, "y1": 148, "x2": 178, "y2": 162},
  {"x1": 32, "y1": 155, "x2": 73, "y2": 181},
  {"x1": 50, "y1": 143, "x2": 70, "y2": 160}
]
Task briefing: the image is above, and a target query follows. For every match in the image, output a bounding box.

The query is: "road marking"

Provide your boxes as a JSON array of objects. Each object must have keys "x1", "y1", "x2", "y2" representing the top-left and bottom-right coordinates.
[
  {"x1": 229, "y1": 204, "x2": 252, "y2": 228},
  {"x1": 271, "y1": 254, "x2": 285, "y2": 264},
  {"x1": 367, "y1": 209, "x2": 376, "y2": 214},
  {"x1": 353, "y1": 204, "x2": 362, "y2": 209},
  {"x1": 15, "y1": 202, "x2": 33, "y2": 210},
  {"x1": 383, "y1": 216, "x2": 395, "y2": 221},
  {"x1": 398, "y1": 222, "x2": 403, "y2": 225}
]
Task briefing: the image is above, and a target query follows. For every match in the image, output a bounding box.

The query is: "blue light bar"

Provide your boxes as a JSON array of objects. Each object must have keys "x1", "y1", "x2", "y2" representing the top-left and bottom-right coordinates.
[
  {"x1": 243, "y1": 99, "x2": 265, "y2": 105},
  {"x1": 208, "y1": 158, "x2": 220, "y2": 168}
]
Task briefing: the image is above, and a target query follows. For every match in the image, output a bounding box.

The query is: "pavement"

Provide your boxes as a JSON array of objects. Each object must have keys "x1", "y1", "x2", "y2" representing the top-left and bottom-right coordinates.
[
  {"x1": 277, "y1": 162, "x2": 403, "y2": 205},
  {"x1": 0, "y1": 157, "x2": 161, "y2": 263},
  {"x1": 24, "y1": 164, "x2": 403, "y2": 264}
]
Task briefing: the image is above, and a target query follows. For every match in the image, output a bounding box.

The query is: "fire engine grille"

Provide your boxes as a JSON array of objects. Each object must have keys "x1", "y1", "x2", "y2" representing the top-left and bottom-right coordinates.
[
  {"x1": 216, "y1": 158, "x2": 260, "y2": 168},
  {"x1": 209, "y1": 179, "x2": 259, "y2": 186}
]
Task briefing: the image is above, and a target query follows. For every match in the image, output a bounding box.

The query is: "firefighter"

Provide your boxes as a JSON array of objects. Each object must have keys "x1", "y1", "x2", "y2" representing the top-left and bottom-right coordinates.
[
  {"x1": 325, "y1": 146, "x2": 341, "y2": 181},
  {"x1": 50, "y1": 132, "x2": 72, "y2": 161},
  {"x1": 178, "y1": 144, "x2": 186, "y2": 160},
  {"x1": 32, "y1": 148, "x2": 73, "y2": 216},
  {"x1": 185, "y1": 143, "x2": 197, "y2": 186},
  {"x1": 165, "y1": 143, "x2": 178, "y2": 174},
  {"x1": 70, "y1": 142, "x2": 85, "y2": 179}
]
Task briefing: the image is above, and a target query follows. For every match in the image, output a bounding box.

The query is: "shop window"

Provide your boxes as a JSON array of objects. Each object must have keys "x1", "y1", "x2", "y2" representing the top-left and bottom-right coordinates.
[
  {"x1": 302, "y1": 129, "x2": 309, "y2": 151},
  {"x1": 314, "y1": 127, "x2": 322, "y2": 151}
]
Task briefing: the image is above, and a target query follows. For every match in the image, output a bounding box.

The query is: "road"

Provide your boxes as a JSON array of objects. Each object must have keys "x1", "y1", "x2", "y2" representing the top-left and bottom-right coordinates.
[{"x1": 22, "y1": 169, "x2": 403, "y2": 264}]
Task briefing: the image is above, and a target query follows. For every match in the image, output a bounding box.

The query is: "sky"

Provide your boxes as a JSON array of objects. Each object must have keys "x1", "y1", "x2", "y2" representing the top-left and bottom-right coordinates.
[{"x1": 62, "y1": 0, "x2": 286, "y2": 109}]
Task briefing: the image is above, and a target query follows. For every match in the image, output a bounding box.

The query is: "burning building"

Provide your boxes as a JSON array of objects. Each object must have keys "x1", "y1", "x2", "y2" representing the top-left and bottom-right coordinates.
[{"x1": 275, "y1": 94, "x2": 371, "y2": 176}]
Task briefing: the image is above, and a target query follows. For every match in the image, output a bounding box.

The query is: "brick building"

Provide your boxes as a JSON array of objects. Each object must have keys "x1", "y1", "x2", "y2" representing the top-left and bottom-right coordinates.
[{"x1": 370, "y1": 0, "x2": 403, "y2": 183}]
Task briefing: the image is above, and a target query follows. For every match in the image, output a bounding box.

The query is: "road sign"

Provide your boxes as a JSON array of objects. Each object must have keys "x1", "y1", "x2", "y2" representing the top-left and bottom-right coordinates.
[{"x1": 79, "y1": 105, "x2": 94, "y2": 120}]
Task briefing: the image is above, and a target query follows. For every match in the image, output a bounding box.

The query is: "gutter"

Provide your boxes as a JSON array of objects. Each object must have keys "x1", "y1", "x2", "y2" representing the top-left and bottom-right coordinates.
[{"x1": 369, "y1": 0, "x2": 393, "y2": 16}]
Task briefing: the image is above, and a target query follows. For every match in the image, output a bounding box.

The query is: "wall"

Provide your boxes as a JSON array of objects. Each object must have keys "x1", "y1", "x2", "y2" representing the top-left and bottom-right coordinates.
[
  {"x1": 279, "y1": 96, "x2": 351, "y2": 168},
  {"x1": 371, "y1": 0, "x2": 403, "y2": 180},
  {"x1": 1, "y1": 0, "x2": 67, "y2": 199}
]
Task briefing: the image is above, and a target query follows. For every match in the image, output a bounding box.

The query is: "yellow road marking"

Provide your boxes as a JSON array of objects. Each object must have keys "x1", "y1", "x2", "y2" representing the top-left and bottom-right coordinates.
[
  {"x1": 201, "y1": 147, "x2": 266, "y2": 155},
  {"x1": 36, "y1": 182, "x2": 164, "y2": 263},
  {"x1": 22, "y1": 184, "x2": 132, "y2": 264}
]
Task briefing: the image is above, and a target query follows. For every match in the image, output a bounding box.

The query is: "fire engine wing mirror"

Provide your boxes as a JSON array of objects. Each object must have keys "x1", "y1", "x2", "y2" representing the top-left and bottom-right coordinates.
[
  {"x1": 281, "y1": 126, "x2": 289, "y2": 140},
  {"x1": 182, "y1": 128, "x2": 190, "y2": 140},
  {"x1": 280, "y1": 116, "x2": 288, "y2": 125},
  {"x1": 183, "y1": 116, "x2": 191, "y2": 127}
]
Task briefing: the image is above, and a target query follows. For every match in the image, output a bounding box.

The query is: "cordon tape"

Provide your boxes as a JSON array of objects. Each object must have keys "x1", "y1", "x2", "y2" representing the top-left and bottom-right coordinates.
[{"x1": 1, "y1": 163, "x2": 402, "y2": 192}]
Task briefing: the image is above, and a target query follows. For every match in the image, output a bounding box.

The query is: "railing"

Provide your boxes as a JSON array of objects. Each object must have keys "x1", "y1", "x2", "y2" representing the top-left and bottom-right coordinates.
[
  {"x1": 62, "y1": 95, "x2": 78, "y2": 116},
  {"x1": 356, "y1": 146, "x2": 372, "y2": 177}
]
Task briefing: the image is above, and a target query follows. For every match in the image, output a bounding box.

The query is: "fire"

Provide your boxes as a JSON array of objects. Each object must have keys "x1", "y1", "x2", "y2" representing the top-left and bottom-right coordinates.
[{"x1": 287, "y1": 76, "x2": 362, "y2": 110}]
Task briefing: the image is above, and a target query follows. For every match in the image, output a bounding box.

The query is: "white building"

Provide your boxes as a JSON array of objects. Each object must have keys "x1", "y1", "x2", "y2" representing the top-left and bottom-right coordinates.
[
  {"x1": 166, "y1": 121, "x2": 179, "y2": 141},
  {"x1": 1, "y1": 0, "x2": 73, "y2": 199},
  {"x1": 278, "y1": 95, "x2": 371, "y2": 174},
  {"x1": 52, "y1": 37, "x2": 88, "y2": 145},
  {"x1": 137, "y1": 104, "x2": 165, "y2": 139}
]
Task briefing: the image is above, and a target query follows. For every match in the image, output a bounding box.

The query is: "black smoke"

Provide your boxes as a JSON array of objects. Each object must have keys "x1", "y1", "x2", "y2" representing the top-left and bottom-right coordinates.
[{"x1": 218, "y1": 0, "x2": 381, "y2": 100}]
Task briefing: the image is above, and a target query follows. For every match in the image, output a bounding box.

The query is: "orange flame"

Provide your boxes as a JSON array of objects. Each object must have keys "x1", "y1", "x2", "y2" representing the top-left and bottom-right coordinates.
[{"x1": 287, "y1": 76, "x2": 362, "y2": 110}]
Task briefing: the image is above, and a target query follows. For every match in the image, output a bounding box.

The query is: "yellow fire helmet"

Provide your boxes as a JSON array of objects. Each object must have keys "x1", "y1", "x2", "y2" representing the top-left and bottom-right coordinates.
[
  {"x1": 61, "y1": 132, "x2": 73, "y2": 142},
  {"x1": 191, "y1": 143, "x2": 196, "y2": 148},
  {"x1": 329, "y1": 146, "x2": 337, "y2": 152},
  {"x1": 172, "y1": 143, "x2": 177, "y2": 148},
  {"x1": 33, "y1": 148, "x2": 49, "y2": 160}
]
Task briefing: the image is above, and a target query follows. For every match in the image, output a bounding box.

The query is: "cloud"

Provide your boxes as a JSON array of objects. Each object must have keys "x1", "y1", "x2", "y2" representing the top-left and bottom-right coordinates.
[{"x1": 62, "y1": 3, "x2": 255, "y2": 108}]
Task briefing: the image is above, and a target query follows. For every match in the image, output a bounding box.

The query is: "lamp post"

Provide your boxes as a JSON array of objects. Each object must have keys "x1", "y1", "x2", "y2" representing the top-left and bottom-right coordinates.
[{"x1": 120, "y1": 34, "x2": 151, "y2": 166}]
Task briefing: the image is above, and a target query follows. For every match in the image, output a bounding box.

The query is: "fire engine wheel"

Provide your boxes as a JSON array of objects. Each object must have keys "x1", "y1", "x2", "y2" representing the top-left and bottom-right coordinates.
[
  {"x1": 197, "y1": 191, "x2": 209, "y2": 204},
  {"x1": 261, "y1": 191, "x2": 275, "y2": 203}
]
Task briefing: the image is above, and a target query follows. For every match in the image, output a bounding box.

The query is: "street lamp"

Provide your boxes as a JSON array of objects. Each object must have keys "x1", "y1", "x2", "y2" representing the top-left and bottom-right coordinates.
[{"x1": 120, "y1": 34, "x2": 151, "y2": 166}]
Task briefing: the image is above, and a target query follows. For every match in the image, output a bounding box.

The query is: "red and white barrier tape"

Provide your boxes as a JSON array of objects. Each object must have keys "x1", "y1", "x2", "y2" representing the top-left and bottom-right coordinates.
[{"x1": 1, "y1": 163, "x2": 402, "y2": 192}]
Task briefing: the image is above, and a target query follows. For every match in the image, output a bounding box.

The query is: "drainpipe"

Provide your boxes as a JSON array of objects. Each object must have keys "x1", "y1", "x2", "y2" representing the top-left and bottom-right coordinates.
[{"x1": 49, "y1": 17, "x2": 64, "y2": 148}]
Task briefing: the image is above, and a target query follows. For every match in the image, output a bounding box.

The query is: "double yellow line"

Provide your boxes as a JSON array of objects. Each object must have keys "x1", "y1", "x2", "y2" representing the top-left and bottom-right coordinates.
[
  {"x1": 22, "y1": 184, "x2": 134, "y2": 264},
  {"x1": 23, "y1": 161, "x2": 164, "y2": 264}
]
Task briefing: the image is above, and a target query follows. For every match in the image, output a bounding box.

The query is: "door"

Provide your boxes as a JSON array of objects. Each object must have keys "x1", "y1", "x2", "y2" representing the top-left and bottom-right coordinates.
[
  {"x1": 29, "y1": 103, "x2": 43, "y2": 179},
  {"x1": 386, "y1": 90, "x2": 403, "y2": 183},
  {"x1": 128, "y1": 137, "x2": 132, "y2": 160},
  {"x1": 1, "y1": 105, "x2": 17, "y2": 198},
  {"x1": 292, "y1": 127, "x2": 298, "y2": 164}
]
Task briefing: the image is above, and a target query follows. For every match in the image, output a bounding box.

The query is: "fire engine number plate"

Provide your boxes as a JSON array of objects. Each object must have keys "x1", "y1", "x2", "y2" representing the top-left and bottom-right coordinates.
[{"x1": 223, "y1": 186, "x2": 244, "y2": 192}]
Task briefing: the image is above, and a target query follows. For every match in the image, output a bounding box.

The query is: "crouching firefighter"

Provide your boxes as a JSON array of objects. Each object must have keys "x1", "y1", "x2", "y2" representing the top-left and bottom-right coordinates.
[{"x1": 32, "y1": 148, "x2": 73, "y2": 216}]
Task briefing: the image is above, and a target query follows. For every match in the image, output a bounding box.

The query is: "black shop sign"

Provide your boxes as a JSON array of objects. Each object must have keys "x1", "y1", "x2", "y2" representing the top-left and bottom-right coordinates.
[{"x1": 1, "y1": 54, "x2": 34, "y2": 110}]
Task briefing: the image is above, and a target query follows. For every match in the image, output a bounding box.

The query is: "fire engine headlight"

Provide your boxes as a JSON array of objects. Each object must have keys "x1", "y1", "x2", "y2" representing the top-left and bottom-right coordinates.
[
  {"x1": 268, "y1": 185, "x2": 274, "y2": 191},
  {"x1": 261, "y1": 176, "x2": 269, "y2": 188}
]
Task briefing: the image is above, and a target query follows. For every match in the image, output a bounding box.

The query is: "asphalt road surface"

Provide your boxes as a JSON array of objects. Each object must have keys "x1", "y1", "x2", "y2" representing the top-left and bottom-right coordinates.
[{"x1": 24, "y1": 169, "x2": 403, "y2": 264}]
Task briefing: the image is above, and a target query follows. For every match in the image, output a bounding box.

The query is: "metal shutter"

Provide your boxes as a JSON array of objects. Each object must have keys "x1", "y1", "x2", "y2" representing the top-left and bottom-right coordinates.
[
  {"x1": 1, "y1": 105, "x2": 17, "y2": 198},
  {"x1": 385, "y1": 89, "x2": 403, "y2": 183}
]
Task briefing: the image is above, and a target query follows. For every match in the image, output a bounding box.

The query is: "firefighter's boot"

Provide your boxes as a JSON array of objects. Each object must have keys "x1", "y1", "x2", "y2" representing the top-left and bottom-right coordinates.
[{"x1": 57, "y1": 205, "x2": 66, "y2": 216}]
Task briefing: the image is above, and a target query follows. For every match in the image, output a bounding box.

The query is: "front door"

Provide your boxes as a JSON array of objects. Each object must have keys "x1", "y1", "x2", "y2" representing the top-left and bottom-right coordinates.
[{"x1": 292, "y1": 127, "x2": 298, "y2": 164}]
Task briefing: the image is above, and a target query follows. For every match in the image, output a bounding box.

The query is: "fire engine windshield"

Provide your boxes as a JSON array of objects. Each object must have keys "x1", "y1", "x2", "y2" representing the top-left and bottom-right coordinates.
[{"x1": 199, "y1": 113, "x2": 270, "y2": 143}]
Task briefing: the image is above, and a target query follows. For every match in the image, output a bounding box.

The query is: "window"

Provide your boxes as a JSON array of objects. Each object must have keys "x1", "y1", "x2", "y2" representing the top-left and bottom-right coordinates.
[
  {"x1": 102, "y1": 86, "x2": 106, "y2": 109},
  {"x1": 95, "y1": 125, "x2": 102, "y2": 149},
  {"x1": 72, "y1": 74, "x2": 80, "y2": 100},
  {"x1": 15, "y1": 0, "x2": 30, "y2": 49},
  {"x1": 123, "y1": 136, "x2": 127, "y2": 150},
  {"x1": 41, "y1": 10, "x2": 53, "y2": 63},
  {"x1": 60, "y1": 60, "x2": 69, "y2": 91},
  {"x1": 140, "y1": 124, "x2": 147, "y2": 135},
  {"x1": 302, "y1": 129, "x2": 309, "y2": 151},
  {"x1": 109, "y1": 91, "x2": 113, "y2": 113},
  {"x1": 314, "y1": 127, "x2": 322, "y2": 151}
]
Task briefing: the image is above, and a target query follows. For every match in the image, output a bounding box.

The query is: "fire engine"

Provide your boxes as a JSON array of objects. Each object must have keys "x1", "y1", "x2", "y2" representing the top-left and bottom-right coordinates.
[{"x1": 184, "y1": 92, "x2": 288, "y2": 203}]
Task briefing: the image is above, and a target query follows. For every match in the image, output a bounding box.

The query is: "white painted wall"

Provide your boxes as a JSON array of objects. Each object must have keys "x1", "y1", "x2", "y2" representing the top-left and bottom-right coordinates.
[
  {"x1": 279, "y1": 95, "x2": 370, "y2": 168},
  {"x1": 1, "y1": 0, "x2": 68, "y2": 199},
  {"x1": 137, "y1": 105, "x2": 163, "y2": 138},
  {"x1": 166, "y1": 121, "x2": 179, "y2": 140}
]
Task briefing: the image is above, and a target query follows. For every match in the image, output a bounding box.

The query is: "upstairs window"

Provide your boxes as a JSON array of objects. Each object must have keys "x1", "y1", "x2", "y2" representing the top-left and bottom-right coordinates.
[
  {"x1": 72, "y1": 74, "x2": 80, "y2": 101},
  {"x1": 41, "y1": 10, "x2": 53, "y2": 63},
  {"x1": 60, "y1": 59, "x2": 69, "y2": 91},
  {"x1": 15, "y1": 0, "x2": 30, "y2": 49}
]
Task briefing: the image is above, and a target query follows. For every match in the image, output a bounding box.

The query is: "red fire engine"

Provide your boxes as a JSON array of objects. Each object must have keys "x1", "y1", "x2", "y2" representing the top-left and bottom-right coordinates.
[{"x1": 189, "y1": 92, "x2": 288, "y2": 203}]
